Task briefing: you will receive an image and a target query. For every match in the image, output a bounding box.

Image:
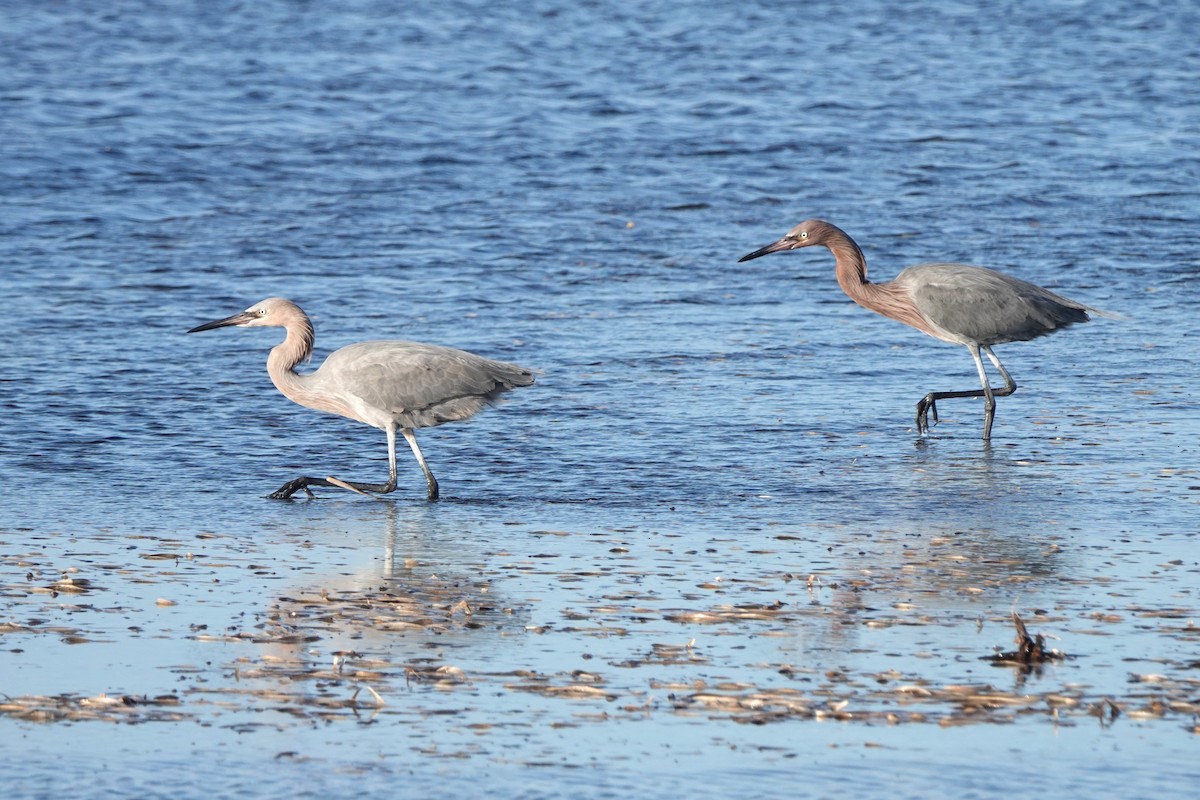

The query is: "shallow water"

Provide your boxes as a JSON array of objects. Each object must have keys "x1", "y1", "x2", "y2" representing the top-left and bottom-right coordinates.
[{"x1": 2, "y1": 0, "x2": 1199, "y2": 797}]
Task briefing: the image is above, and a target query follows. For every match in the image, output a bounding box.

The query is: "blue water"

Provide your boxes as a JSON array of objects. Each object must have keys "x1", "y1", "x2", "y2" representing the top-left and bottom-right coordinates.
[{"x1": 2, "y1": 1, "x2": 1199, "y2": 797}]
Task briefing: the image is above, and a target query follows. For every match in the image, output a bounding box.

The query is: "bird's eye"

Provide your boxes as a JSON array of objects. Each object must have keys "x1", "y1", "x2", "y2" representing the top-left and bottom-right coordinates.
[
  {"x1": 257, "y1": 308, "x2": 267, "y2": 316},
  {"x1": 799, "y1": 231, "x2": 808, "y2": 239}
]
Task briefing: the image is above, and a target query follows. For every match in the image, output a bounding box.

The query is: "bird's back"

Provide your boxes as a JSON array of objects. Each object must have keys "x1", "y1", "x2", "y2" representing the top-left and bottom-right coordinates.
[
  {"x1": 309, "y1": 340, "x2": 534, "y2": 429},
  {"x1": 893, "y1": 263, "x2": 1094, "y2": 347}
]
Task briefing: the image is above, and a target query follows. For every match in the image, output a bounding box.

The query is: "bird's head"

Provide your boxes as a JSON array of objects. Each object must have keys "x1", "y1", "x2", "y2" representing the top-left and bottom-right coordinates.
[
  {"x1": 188, "y1": 297, "x2": 302, "y2": 333},
  {"x1": 738, "y1": 219, "x2": 836, "y2": 262}
]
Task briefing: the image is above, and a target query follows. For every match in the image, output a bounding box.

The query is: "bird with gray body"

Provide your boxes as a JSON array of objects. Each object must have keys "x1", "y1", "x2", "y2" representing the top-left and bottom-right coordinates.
[
  {"x1": 739, "y1": 219, "x2": 1111, "y2": 440},
  {"x1": 188, "y1": 297, "x2": 534, "y2": 499}
]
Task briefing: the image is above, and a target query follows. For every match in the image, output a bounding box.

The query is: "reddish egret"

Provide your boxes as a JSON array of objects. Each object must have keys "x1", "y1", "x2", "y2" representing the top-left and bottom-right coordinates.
[
  {"x1": 188, "y1": 298, "x2": 534, "y2": 499},
  {"x1": 739, "y1": 219, "x2": 1110, "y2": 440}
]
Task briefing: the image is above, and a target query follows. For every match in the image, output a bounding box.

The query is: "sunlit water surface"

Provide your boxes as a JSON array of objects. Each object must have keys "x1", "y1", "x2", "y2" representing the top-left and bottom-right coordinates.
[{"x1": 2, "y1": 1, "x2": 1198, "y2": 797}]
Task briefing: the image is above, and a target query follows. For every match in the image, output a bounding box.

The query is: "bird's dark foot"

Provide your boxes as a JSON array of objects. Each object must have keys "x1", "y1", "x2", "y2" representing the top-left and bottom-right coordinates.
[
  {"x1": 916, "y1": 396, "x2": 940, "y2": 434},
  {"x1": 268, "y1": 477, "x2": 318, "y2": 500}
]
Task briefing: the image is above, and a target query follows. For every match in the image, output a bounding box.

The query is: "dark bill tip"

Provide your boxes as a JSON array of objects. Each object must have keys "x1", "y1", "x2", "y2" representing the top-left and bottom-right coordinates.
[
  {"x1": 187, "y1": 311, "x2": 252, "y2": 334},
  {"x1": 737, "y1": 238, "x2": 790, "y2": 263}
]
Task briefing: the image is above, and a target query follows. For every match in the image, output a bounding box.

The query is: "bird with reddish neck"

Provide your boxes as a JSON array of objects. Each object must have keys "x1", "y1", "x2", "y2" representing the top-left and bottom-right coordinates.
[
  {"x1": 739, "y1": 219, "x2": 1112, "y2": 440},
  {"x1": 189, "y1": 297, "x2": 534, "y2": 499}
]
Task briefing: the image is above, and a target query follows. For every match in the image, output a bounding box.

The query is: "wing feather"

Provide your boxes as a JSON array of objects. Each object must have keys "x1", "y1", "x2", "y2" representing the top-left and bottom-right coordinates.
[
  {"x1": 897, "y1": 263, "x2": 1091, "y2": 345},
  {"x1": 313, "y1": 341, "x2": 534, "y2": 428}
]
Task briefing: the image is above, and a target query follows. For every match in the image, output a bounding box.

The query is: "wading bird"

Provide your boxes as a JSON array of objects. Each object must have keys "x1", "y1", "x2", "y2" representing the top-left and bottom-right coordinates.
[
  {"x1": 188, "y1": 298, "x2": 534, "y2": 499},
  {"x1": 739, "y1": 219, "x2": 1109, "y2": 440}
]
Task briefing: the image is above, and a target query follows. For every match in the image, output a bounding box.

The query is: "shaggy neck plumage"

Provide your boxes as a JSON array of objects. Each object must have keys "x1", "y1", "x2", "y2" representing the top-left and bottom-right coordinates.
[{"x1": 818, "y1": 222, "x2": 940, "y2": 339}]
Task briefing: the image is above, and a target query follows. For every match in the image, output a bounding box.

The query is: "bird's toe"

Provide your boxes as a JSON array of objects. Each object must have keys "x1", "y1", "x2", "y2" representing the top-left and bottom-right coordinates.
[{"x1": 268, "y1": 477, "x2": 310, "y2": 500}]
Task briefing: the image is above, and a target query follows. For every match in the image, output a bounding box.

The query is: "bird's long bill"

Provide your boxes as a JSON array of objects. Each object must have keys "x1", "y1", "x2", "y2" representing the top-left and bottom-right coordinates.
[
  {"x1": 187, "y1": 311, "x2": 255, "y2": 333},
  {"x1": 737, "y1": 238, "x2": 792, "y2": 263}
]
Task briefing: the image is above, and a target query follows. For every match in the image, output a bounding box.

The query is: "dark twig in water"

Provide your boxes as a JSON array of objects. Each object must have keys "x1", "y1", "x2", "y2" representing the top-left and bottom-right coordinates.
[{"x1": 985, "y1": 611, "x2": 1066, "y2": 669}]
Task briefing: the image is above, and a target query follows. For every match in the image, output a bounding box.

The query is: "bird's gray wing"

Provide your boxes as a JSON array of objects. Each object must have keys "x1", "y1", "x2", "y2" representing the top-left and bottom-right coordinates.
[
  {"x1": 318, "y1": 341, "x2": 533, "y2": 426},
  {"x1": 900, "y1": 263, "x2": 1090, "y2": 345}
]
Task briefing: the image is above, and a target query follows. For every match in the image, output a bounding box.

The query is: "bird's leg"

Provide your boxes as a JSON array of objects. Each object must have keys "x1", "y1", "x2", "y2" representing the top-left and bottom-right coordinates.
[
  {"x1": 266, "y1": 428, "x2": 437, "y2": 502},
  {"x1": 916, "y1": 387, "x2": 990, "y2": 433},
  {"x1": 324, "y1": 426, "x2": 401, "y2": 497},
  {"x1": 913, "y1": 345, "x2": 1019, "y2": 440},
  {"x1": 979, "y1": 346, "x2": 1017, "y2": 440},
  {"x1": 268, "y1": 476, "x2": 340, "y2": 500},
  {"x1": 916, "y1": 394, "x2": 940, "y2": 433},
  {"x1": 325, "y1": 476, "x2": 374, "y2": 496},
  {"x1": 403, "y1": 428, "x2": 439, "y2": 501},
  {"x1": 970, "y1": 345, "x2": 998, "y2": 440},
  {"x1": 982, "y1": 346, "x2": 1018, "y2": 397},
  {"x1": 385, "y1": 425, "x2": 400, "y2": 492}
]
